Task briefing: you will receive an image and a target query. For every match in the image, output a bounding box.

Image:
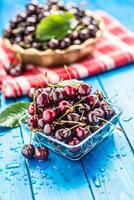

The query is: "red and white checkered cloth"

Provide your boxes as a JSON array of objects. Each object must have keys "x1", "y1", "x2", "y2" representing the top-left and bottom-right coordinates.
[{"x1": 1, "y1": 10, "x2": 134, "y2": 98}]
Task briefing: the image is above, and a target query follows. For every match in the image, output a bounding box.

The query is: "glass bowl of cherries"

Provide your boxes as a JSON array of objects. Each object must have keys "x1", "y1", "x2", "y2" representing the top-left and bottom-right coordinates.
[
  {"x1": 3, "y1": 0, "x2": 104, "y2": 66},
  {"x1": 20, "y1": 78, "x2": 122, "y2": 160}
]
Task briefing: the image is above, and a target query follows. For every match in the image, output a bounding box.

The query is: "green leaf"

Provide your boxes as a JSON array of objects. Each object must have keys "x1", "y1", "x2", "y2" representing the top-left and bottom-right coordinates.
[
  {"x1": 58, "y1": 79, "x2": 84, "y2": 88},
  {"x1": 0, "y1": 102, "x2": 30, "y2": 128},
  {"x1": 35, "y1": 11, "x2": 75, "y2": 41}
]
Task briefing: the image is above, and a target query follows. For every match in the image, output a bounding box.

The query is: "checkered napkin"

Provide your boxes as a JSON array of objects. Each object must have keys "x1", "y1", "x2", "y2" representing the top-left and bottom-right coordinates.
[{"x1": 0, "y1": 10, "x2": 134, "y2": 98}]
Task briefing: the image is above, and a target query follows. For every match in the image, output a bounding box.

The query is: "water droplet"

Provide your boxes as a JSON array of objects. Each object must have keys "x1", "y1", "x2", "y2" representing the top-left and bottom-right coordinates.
[
  {"x1": 10, "y1": 146, "x2": 21, "y2": 151},
  {"x1": 123, "y1": 116, "x2": 133, "y2": 122},
  {"x1": 107, "y1": 154, "x2": 114, "y2": 158},
  {"x1": 10, "y1": 170, "x2": 19, "y2": 176},
  {"x1": 120, "y1": 167, "x2": 123, "y2": 170},
  {"x1": 116, "y1": 154, "x2": 121, "y2": 158},
  {"x1": 5, "y1": 176, "x2": 11, "y2": 181},
  {"x1": 100, "y1": 168, "x2": 105, "y2": 173},
  {"x1": 0, "y1": 142, "x2": 2, "y2": 146},
  {"x1": 12, "y1": 135, "x2": 20, "y2": 138},
  {"x1": 34, "y1": 192, "x2": 38, "y2": 195},
  {"x1": 32, "y1": 180, "x2": 36, "y2": 184},
  {"x1": 45, "y1": 182, "x2": 49, "y2": 186},
  {"x1": 5, "y1": 162, "x2": 20, "y2": 169},
  {"x1": 0, "y1": 156, "x2": 3, "y2": 159},
  {"x1": 93, "y1": 176, "x2": 101, "y2": 187},
  {"x1": 42, "y1": 173, "x2": 48, "y2": 178},
  {"x1": 24, "y1": 177, "x2": 28, "y2": 181},
  {"x1": 39, "y1": 182, "x2": 44, "y2": 186},
  {"x1": 121, "y1": 153, "x2": 127, "y2": 157},
  {"x1": 0, "y1": 168, "x2": 3, "y2": 172}
]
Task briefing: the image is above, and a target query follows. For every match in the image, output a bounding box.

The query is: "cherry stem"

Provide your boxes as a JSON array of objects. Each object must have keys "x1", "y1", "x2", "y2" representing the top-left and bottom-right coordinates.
[
  {"x1": 54, "y1": 120, "x2": 86, "y2": 126},
  {"x1": 97, "y1": 117, "x2": 124, "y2": 133},
  {"x1": 29, "y1": 131, "x2": 33, "y2": 145},
  {"x1": 63, "y1": 124, "x2": 80, "y2": 134},
  {"x1": 64, "y1": 65, "x2": 72, "y2": 85}
]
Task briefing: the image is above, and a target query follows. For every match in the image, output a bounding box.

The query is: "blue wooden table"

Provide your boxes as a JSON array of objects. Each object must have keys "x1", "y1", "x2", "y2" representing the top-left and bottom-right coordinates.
[{"x1": 0, "y1": 1, "x2": 134, "y2": 200}]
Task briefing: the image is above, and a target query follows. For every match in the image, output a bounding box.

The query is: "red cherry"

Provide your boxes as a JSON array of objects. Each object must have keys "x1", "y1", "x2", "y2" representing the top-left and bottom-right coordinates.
[
  {"x1": 63, "y1": 85, "x2": 78, "y2": 98},
  {"x1": 28, "y1": 103, "x2": 36, "y2": 115},
  {"x1": 58, "y1": 100, "x2": 71, "y2": 113},
  {"x1": 27, "y1": 115, "x2": 39, "y2": 128},
  {"x1": 69, "y1": 137, "x2": 80, "y2": 146},
  {"x1": 36, "y1": 92, "x2": 50, "y2": 108},
  {"x1": 22, "y1": 144, "x2": 35, "y2": 159},
  {"x1": 86, "y1": 94, "x2": 99, "y2": 107},
  {"x1": 43, "y1": 108, "x2": 56, "y2": 123},
  {"x1": 75, "y1": 127, "x2": 89, "y2": 140},
  {"x1": 35, "y1": 147, "x2": 49, "y2": 161},
  {"x1": 44, "y1": 124, "x2": 55, "y2": 136},
  {"x1": 78, "y1": 83, "x2": 92, "y2": 96}
]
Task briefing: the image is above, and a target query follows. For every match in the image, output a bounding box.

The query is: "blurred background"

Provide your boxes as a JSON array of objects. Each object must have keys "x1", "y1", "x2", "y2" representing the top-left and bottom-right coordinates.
[{"x1": 0, "y1": 0, "x2": 134, "y2": 35}]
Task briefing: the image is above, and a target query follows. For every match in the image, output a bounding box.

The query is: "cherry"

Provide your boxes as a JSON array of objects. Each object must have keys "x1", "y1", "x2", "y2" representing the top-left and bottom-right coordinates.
[
  {"x1": 48, "y1": 39, "x2": 59, "y2": 49},
  {"x1": 75, "y1": 127, "x2": 89, "y2": 140},
  {"x1": 38, "y1": 118, "x2": 45, "y2": 129},
  {"x1": 103, "y1": 107, "x2": 115, "y2": 120},
  {"x1": 58, "y1": 100, "x2": 71, "y2": 113},
  {"x1": 28, "y1": 103, "x2": 36, "y2": 115},
  {"x1": 44, "y1": 124, "x2": 55, "y2": 136},
  {"x1": 55, "y1": 128, "x2": 71, "y2": 141},
  {"x1": 35, "y1": 147, "x2": 49, "y2": 161},
  {"x1": 86, "y1": 94, "x2": 99, "y2": 108},
  {"x1": 43, "y1": 108, "x2": 56, "y2": 123},
  {"x1": 36, "y1": 92, "x2": 50, "y2": 108},
  {"x1": 22, "y1": 144, "x2": 35, "y2": 159},
  {"x1": 78, "y1": 83, "x2": 92, "y2": 96},
  {"x1": 67, "y1": 112, "x2": 80, "y2": 122},
  {"x1": 27, "y1": 115, "x2": 39, "y2": 129},
  {"x1": 94, "y1": 108, "x2": 104, "y2": 118},
  {"x1": 79, "y1": 29, "x2": 89, "y2": 41},
  {"x1": 87, "y1": 111, "x2": 100, "y2": 125},
  {"x1": 64, "y1": 85, "x2": 78, "y2": 98},
  {"x1": 52, "y1": 88, "x2": 64, "y2": 103},
  {"x1": 35, "y1": 88, "x2": 43, "y2": 98},
  {"x1": 69, "y1": 137, "x2": 80, "y2": 146}
]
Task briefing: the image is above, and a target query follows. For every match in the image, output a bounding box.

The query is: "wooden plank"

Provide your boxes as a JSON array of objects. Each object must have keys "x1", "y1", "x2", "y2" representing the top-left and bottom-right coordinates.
[
  {"x1": 19, "y1": 97, "x2": 94, "y2": 200},
  {"x1": 81, "y1": 75, "x2": 134, "y2": 199},
  {"x1": 98, "y1": 65, "x2": 134, "y2": 148},
  {"x1": 0, "y1": 94, "x2": 33, "y2": 200}
]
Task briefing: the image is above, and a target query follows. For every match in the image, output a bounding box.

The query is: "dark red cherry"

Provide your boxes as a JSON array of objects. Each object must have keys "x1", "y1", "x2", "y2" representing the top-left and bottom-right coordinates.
[
  {"x1": 52, "y1": 88, "x2": 64, "y2": 103},
  {"x1": 69, "y1": 137, "x2": 80, "y2": 146},
  {"x1": 35, "y1": 147, "x2": 49, "y2": 161},
  {"x1": 87, "y1": 111, "x2": 100, "y2": 125},
  {"x1": 102, "y1": 107, "x2": 115, "y2": 120},
  {"x1": 64, "y1": 85, "x2": 78, "y2": 98},
  {"x1": 43, "y1": 108, "x2": 56, "y2": 123},
  {"x1": 44, "y1": 124, "x2": 55, "y2": 136},
  {"x1": 27, "y1": 115, "x2": 39, "y2": 128},
  {"x1": 75, "y1": 127, "x2": 89, "y2": 140},
  {"x1": 36, "y1": 92, "x2": 50, "y2": 108},
  {"x1": 22, "y1": 144, "x2": 35, "y2": 159},
  {"x1": 86, "y1": 94, "x2": 99, "y2": 107},
  {"x1": 78, "y1": 83, "x2": 92, "y2": 96},
  {"x1": 67, "y1": 112, "x2": 80, "y2": 122},
  {"x1": 28, "y1": 103, "x2": 36, "y2": 115},
  {"x1": 55, "y1": 128, "x2": 71, "y2": 141},
  {"x1": 58, "y1": 100, "x2": 71, "y2": 113}
]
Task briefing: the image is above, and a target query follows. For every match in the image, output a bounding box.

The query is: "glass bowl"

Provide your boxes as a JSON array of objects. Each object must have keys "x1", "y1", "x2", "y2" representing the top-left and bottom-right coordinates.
[{"x1": 19, "y1": 105, "x2": 122, "y2": 161}]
